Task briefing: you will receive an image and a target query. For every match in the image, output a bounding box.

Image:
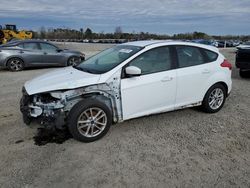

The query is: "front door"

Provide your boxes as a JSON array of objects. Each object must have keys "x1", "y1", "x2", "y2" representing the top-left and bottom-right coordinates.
[
  {"x1": 39, "y1": 42, "x2": 64, "y2": 65},
  {"x1": 121, "y1": 46, "x2": 177, "y2": 120}
]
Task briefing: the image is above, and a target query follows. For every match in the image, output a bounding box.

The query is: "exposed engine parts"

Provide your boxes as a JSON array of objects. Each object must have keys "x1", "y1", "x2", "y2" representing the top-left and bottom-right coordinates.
[{"x1": 20, "y1": 70, "x2": 123, "y2": 130}]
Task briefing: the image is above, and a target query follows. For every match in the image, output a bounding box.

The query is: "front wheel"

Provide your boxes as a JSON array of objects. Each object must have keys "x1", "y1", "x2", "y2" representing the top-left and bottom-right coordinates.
[
  {"x1": 67, "y1": 99, "x2": 112, "y2": 142},
  {"x1": 201, "y1": 84, "x2": 227, "y2": 113},
  {"x1": 67, "y1": 56, "x2": 81, "y2": 66}
]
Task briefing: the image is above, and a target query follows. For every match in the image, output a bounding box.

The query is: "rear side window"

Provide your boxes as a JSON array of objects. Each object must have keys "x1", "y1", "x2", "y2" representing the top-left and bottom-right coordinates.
[
  {"x1": 203, "y1": 49, "x2": 218, "y2": 62},
  {"x1": 23, "y1": 43, "x2": 39, "y2": 50},
  {"x1": 176, "y1": 46, "x2": 205, "y2": 68}
]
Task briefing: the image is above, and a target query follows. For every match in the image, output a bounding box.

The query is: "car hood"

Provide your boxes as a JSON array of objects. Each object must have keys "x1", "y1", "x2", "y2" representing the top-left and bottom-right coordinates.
[{"x1": 25, "y1": 67, "x2": 101, "y2": 95}]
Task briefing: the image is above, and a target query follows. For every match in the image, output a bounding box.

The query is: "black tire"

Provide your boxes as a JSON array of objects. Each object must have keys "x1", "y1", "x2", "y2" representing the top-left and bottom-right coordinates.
[
  {"x1": 67, "y1": 99, "x2": 112, "y2": 142},
  {"x1": 239, "y1": 69, "x2": 250, "y2": 78},
  {"x1": 201, "y1": 83, "x2": 227, "y2": 113},
  {"x1": 7, "y1": 57, "x2": 24, "y2": 71},
  {"x1": 67, "y1": 56, "x2": 81, "y2": 66}
]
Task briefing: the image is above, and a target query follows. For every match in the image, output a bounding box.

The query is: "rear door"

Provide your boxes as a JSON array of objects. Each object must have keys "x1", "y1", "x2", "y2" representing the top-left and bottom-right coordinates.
[
  {"x1": 174, "y1": 45, "x2": 213, "y2": 107},
  {"x1": 21, "y1": 42, "x2": 43, "y2": 65},
  {"x1": 39, "y1": 42, "x2": 64, "y2": 65}
]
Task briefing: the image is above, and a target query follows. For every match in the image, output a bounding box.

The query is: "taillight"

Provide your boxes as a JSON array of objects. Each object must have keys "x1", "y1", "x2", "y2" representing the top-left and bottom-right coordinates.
[{"x1": 221, "y1": 59, "x2": 232, "y2": 70}]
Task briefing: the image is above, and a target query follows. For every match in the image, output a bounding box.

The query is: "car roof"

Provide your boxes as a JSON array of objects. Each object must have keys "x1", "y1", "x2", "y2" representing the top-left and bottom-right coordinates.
[
  {"x1": 18, "y1": 39, "x2": 50, "y2": 43},
  {"x1": 121, "y1": 40, "x2": 219, "y2": 53}
]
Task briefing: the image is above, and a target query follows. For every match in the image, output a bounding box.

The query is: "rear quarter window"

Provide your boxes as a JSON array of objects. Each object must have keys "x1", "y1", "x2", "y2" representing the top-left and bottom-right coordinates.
[{"x1": 203, "y1": 49, "x2": 218, "y2": 62}]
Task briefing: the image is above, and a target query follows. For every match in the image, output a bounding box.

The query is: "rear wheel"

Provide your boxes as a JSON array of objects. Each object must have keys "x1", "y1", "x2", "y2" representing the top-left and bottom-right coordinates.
[
  {"x1": 67, "y1": 56, "x2": 81, "y2": 66},
  {"x1": 7, "y1": 58, "x2": 24, "y2": 71},
  {"x1": 67, "y1": 99, "x2": 112, "y2": 142},
  {"x1": 201, "y1": 84, "x2": 227, "y2": 113}
]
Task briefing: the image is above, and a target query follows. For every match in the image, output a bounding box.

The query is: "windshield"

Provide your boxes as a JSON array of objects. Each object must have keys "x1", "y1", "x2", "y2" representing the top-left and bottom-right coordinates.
[
  {"x1": 0, "y1": 41, "x2": 20, "y2": 47},
  {"x1": 75, "y1": 45, "x2": 142, "y2": 74}
]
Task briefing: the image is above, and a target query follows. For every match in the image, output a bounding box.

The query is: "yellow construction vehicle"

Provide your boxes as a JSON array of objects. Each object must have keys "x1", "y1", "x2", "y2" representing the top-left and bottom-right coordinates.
[{"x1": 0, "y1": 24, "x2": 33, "y2": 44}]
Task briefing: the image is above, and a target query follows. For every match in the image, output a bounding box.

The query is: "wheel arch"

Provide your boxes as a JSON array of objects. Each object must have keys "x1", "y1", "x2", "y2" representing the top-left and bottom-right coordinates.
[
  {"x1": 69, "y1": 91, "x2": 118, "y2": 123},
  {"x1": 81, "y1": 92, "x2": 113, "y2": 112},
  {"x1": 5, "y1": 56, "x2": 25, "y2": 67},
  {"x1": 203, "y1": 81, "x2": 229, "y2": 101}
]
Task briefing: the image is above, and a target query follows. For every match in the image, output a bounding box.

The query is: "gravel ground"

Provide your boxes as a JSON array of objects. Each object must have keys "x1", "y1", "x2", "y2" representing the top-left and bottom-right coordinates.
[{"x1": 0, "y1": 43, "x2": 249, "y2": 188}]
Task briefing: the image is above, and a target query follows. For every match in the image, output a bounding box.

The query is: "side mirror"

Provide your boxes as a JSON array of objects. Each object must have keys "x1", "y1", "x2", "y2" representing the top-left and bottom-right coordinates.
[
  {"x1": 125, "y1": 66, "x2": 141, "y2": 77},
  {"x1": 57, "y1": 49, "x2": 63, "y2": 52}
]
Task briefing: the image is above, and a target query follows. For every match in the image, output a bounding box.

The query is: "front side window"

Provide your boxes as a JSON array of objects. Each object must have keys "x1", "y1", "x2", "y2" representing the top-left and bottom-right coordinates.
[
  {"x1": 23, "y1": 43, "x2": 39, "y2": 50},
  {"x1": 176, "y1": 46, "x2": 205, "y2": 68},
  {"x1": 76, "y1": 45, "x2": 142, "y2": 74},
  {"x1": 40, "y1": 43, "x2": 58, "y2": 52},
  {"x1": 128, "y1": 46, "x2": 172, "y2": 75}
]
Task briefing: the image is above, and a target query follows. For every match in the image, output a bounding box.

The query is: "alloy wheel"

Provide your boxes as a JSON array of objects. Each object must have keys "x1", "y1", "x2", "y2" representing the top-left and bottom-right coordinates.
[
  {"x1": 208, "y1": 88, "x2": 224, "y2": 110},
  {"x1": 77, "y1": 107, "x2": 107, "y2": 138},
  {"x1": 9, "y1": 59, "x2": 23, "y2": 71},
  {"x1": 68, "y1": 57, "x2": 79, "y2": 66}
]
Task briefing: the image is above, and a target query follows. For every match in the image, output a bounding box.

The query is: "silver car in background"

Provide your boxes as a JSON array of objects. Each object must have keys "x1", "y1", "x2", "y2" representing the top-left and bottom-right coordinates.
[{"x1": 0, "y1": 40, "x2": 85, "y2": 71}]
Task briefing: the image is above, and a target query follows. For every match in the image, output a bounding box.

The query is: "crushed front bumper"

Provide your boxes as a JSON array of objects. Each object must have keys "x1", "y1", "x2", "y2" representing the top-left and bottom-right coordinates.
[
  {"x1": 20, "y1": 88, "x2": 32, "y2": 125},
  {"x1": 20, "y1": 87, "x2": 66, "y2": 129}
]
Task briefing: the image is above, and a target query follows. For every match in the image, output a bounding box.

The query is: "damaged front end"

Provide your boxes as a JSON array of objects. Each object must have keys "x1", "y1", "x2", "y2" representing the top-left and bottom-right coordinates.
[
  {"x1": 20, "y1": 87, "x2": 67, "y2": 129},
  {"x1": 20, "y1": 73, "x2": 123, "y2": 130}
]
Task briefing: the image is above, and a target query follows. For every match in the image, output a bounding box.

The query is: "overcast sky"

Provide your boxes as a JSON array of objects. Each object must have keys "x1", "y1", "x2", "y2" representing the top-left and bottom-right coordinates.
[{"x1": 0, "y1": 0, "x2": 250, "y2": 35}]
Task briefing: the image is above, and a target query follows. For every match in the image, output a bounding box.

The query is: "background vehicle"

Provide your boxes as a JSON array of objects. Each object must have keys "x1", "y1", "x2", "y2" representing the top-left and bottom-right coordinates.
[
  {"x1": 20, "y1": 40, "x2": 232, "y2": 142},
  {"x1": 237, "y1": 41, "x2": 250, "y2": 50},
  {"x1": 236, "y1": 48, "x2": 250, "y2": 78},
  {"x1": 0, "y1": 24, "x2": 33, "y2": 44},
  {"x1": 192, "y1": 39, "x2": 218, "y2": 47},
  {"x1": 0, "y1": 40, "x2": 85, "y2": 71}
]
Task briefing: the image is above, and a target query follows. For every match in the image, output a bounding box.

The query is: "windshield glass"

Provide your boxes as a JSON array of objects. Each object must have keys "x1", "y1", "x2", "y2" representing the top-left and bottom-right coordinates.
[
  {"x1": 75, "y1": 45, "x2": 142, "y2": 74},
  {"x1": 0, "y1": 41, "x2": 19, "y2": 47}
]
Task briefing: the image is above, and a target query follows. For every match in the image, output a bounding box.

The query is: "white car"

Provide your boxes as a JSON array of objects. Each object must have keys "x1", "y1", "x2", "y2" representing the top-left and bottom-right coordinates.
[{"x1": 20, "y1": 40, "x2": 232, "y2": 142}]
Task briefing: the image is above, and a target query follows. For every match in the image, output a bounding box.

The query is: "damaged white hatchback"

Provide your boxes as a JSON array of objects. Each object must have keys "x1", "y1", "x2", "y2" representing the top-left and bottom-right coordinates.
[{"x1": 20, "y1": 40, "x2": 232, "y2": 142}]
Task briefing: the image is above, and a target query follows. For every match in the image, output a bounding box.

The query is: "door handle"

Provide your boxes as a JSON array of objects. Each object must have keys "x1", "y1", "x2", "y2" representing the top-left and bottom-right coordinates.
[
  {"x1": 44, "y1": 52, "x2": 47, "y2": 55},
  {"x1": 202, "y1": 69, "x2": 210, "y2": 74},
  {"x1": 19, "y1": 51, "x2": 24, "y2": 54},
  {"x1": 161, "y1": 76, "x2": 173, "y2": 82}
]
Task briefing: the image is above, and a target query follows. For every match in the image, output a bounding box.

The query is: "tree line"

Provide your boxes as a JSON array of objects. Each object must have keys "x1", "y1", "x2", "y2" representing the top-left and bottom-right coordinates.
[{"x1": 33, "y1": 26, "x2": 250, "y2": 41}]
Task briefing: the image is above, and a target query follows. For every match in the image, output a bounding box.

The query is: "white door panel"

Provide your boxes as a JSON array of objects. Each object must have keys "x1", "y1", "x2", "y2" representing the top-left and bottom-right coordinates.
[
  {"x1": 175, "y1": 63, "x2": 212, "y2": 107},
  {"x1": 121, "y1": 70, "x2": 177, "y2": 120}
]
